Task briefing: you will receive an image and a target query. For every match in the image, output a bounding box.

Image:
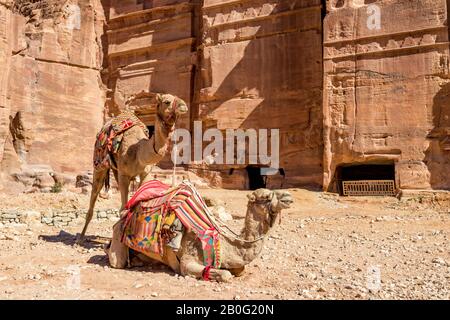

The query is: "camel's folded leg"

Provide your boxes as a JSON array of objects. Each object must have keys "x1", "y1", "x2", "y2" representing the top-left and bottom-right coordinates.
[
  {"x1": 134, "y1": 249, "x2": 181, "y2": 274},
  {"x1": 105, "y1": 220, "x2": 129, "y2": 269},
  {"x1": 228, "y1": 267, "x2": 246, "y2": 277},
  {"x1": 180, "y1": 259, "x2": 233, "y2": 282}
]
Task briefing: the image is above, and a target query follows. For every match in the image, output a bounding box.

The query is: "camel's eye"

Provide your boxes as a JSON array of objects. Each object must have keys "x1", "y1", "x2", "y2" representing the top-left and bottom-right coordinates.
[{"x1": 164, "y1": 100, "x2": 171, "y2": 105}]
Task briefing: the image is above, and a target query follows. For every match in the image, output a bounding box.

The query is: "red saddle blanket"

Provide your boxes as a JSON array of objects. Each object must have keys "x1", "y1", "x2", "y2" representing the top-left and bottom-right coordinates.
[{"x1": 120, "y1": 180, "x2": 221, "y2": 268}]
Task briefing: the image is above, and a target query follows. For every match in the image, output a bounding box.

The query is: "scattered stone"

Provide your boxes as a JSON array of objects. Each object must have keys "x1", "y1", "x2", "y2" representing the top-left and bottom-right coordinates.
[
  {"x1": 41, "y1": 217, "x2": 53, "y2": 224},
  {"x1": 432, "y1": 257, "x2": 447, "y2": 266},
  {"x1": 53, "y1": 172, "x2": 76, "y2": 187},
  {"x1": 81, "y1": 187, "x2": 91, "y2": 195},
  {"x1": 76, "y1": 172, "x2": 93, "y2": 188},
  {"x1": 4, "y1": 235, "x2": 19, "y2": 241},
  {"x1": 28, "y1": 274, "x2": 42, "y2": 281},
  {"x1": 345, "y1": 285, "x2": 353, "y2": 290},
  {"x1": 306, "y1": 273, "x2": 317, "y2": 280},
  {"x1": 203, "y1": 196, "x2": 224, "y2": 207}
]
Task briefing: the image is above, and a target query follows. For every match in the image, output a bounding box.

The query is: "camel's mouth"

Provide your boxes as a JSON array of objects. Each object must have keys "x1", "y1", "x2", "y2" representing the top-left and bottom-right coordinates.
[
  {"x1": 277, "y1": 194, "x2": 293, "y2": 209},
  {"x1": 176, "y1": 104, "x2": 188, "y2": 115}
]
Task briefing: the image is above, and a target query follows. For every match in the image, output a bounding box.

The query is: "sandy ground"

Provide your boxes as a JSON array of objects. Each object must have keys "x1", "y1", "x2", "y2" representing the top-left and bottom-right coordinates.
[{"x1": 0, "y1": 188, "x2": 449, "y2": 300}]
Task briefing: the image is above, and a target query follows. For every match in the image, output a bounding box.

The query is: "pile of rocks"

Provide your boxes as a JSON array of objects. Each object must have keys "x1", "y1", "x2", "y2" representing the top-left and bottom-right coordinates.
[
  {"x1": 0, "y1": 210, "x2": 41, "y2": 225},
  {"x1": 0, "y1": 208, "x2": 120, "y2": 227},
  {"x1": 41, "y1": 208, "x2": 121, "y2": 227},
  {"x1": 12, "y1": 164, "x2": 76, "y2": 193}
]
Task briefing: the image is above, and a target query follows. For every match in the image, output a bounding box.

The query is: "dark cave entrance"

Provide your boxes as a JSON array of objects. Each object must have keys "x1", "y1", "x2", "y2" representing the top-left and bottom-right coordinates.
[{"x1": 246, "y1": 166, "x2": 267, "y2": 190}]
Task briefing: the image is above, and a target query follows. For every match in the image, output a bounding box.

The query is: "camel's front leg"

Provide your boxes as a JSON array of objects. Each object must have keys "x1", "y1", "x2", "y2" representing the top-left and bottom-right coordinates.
[
  {"x1": 180, "y1": 259, "x2": 233, "y2": 282},
  {"x1": 118, "y1": 174, "x2": 131, "y2": 210},
  {"x1": 139, "y1": 165, "x2": 153, "y2": 185}
]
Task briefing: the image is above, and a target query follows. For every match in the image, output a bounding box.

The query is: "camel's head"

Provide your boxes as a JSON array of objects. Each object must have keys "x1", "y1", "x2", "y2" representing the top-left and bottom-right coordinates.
[
  {"x1": 156, "y1": 93, "x2": 188, "y2": 126},
  {"x1": 246, "y1": 189, "x2": 293, "y2": 228}
]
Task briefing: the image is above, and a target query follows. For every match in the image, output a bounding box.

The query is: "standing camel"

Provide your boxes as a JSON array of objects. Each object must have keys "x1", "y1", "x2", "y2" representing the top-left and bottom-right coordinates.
[{"x1": 78, "y1": 93, "x2": 188, "y2": 243}]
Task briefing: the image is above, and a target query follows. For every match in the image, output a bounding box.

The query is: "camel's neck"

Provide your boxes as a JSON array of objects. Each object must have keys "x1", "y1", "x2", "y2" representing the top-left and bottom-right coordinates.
[
  {"x1": 154, "y1": 115, "x2": 174, "y2": 155},
  {"x1": 242, "y1": 205, "x2": 272, "y2": 241},
  {"x1": 223, "y1": 204, "x2": 271, "y2": 267},
  {"x1": 140, "y1": 115, "x2": 174, "y2": 165}
]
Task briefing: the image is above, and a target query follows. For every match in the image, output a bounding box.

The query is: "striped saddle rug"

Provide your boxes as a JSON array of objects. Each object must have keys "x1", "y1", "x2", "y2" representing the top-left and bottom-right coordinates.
[
  {"x1": 121, "y1": 180, "x2": 221, "y2": 268},
  {"x1": 93, "y1": 110, "x2": 149, "y2": 171}
]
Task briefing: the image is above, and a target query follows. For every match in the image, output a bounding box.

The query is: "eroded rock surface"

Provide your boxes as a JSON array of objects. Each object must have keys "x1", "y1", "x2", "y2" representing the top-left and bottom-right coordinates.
[
  {"x1": 323, "y1": 0, "x2": 450, "y2": 191},
  {"x1": 0, "y1": 0, "x2": 449, "y2": 193},
  {"x1": 0, "y1": 0, "x2": 107, "y2": 192}
]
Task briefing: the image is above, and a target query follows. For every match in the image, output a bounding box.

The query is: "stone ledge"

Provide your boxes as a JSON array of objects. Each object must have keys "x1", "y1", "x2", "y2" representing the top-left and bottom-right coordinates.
[{"x1": 0, "y1": 208, "x2": 121, "y2": 227}]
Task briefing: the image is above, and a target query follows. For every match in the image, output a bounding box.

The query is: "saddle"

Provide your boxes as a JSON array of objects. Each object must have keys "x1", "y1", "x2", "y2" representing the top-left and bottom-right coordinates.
[
  {"x1": 120, "y1": 180, "x2": 221, "y2": 268},
  {"x1": 93, "y1": 110, "x2": 149, "y2": 172}
]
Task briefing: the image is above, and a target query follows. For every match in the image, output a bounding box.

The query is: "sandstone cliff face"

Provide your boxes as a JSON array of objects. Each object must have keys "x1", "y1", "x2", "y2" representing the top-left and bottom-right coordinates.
[
  {"x1": 105, "y1": 0, "x2": 193, "y2": 126},
  {"x1": 104, "y1": 0, "x2": 194, "y2": 170},
  {"x1": 195, "y1": 0, "x2": 324, "y2": 189},
  {"x1": 0, "y1": 0, "x2": 107, "y2": 192},
  {"x1": 0, "y1": 0, "x2": 448, "y2": 193},
  {"x1": 323, "y1": 0, "x2": 450, "y2": 191},
  {"x1": 105, "y1": 0, "x2": 324, "y2": 189}
]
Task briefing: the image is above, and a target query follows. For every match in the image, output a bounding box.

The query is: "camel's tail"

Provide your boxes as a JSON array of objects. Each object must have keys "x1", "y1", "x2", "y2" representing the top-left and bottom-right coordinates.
[{"x1": 104, "y1": 169, "x2": 110, "y2": 193}]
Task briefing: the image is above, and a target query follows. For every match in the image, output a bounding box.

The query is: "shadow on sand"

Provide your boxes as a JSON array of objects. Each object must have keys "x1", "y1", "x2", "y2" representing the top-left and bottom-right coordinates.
[
  {"x1": 39, "y1": 230, "x2": 108, "y2": 249},
  {"x1": 86, "y1": 254, "x2": 174, "y2": 276},
  {"x1": 39, "y1": 230, "x2": 174, "y2": 275}
]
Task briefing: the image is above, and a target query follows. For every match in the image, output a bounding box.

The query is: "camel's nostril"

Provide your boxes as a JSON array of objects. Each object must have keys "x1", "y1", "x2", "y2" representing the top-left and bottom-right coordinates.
[{"x1": 281, "y1": 198, "x2": 293, "y2": 206}]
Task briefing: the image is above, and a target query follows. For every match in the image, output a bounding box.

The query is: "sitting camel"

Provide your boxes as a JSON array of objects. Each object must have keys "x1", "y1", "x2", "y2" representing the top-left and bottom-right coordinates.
[
  {"x1": 78, "y1": 94, "x2": 188, "y2": 243},
  {"x1": 106, "y1": 188, "x2": 293, "y2": 282}
]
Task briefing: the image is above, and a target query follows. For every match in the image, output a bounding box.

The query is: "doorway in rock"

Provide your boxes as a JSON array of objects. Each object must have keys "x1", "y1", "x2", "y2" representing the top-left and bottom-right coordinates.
[
  {"x1": 335, "y1": 163, "x2": 396, "y2": 196},
  {"x1": 246, "y1": 166, "x2": 267, "y2": 190}
]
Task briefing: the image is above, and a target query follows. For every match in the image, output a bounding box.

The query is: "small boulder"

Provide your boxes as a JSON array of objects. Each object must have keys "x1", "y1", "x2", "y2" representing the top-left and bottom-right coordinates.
[
  {"x1": 81, "y1": 186, "x2": 92, "y2": 195},
  {"x1": 24, "y1": 187, "x2": 39, "y2": 194},
  {"x1": 203, "y1": 196, "x2": 225, "y2": 207},
  {"x1": 76, "y1": 172, "x2": 93, "y2": 188},
  {"x1": 20, "y1": 210, "x2": 41, "y2": 226},
  {"x1": 34, "y1": 173, "x2": 56, "y2": 189},
  {"x1": 53, "y1": 173, "x2": 76, "y2": 187}
]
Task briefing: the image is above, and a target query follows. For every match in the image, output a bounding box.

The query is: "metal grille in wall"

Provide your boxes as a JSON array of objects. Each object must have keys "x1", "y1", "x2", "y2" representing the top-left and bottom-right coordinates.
[{"x1": 342, "y1": 180, "x2": 396, "y2": 196}]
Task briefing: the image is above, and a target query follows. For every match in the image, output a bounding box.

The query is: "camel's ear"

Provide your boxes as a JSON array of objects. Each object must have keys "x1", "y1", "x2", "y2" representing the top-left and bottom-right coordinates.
[
  {"x1": 156, "y1": 93, "x2": 163, "y2": 104},
  {"x1": 247, "y1": 193, "x2": 256, "y2": 203}
]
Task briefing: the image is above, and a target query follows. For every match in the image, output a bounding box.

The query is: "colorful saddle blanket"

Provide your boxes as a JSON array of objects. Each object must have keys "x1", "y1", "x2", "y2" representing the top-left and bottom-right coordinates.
[
  {"x1": 93, "y1": 110, "x2": 149, "y2": 171},
  {"x1": 121, "y1": 180, "x2": 221, "y2": 268}
]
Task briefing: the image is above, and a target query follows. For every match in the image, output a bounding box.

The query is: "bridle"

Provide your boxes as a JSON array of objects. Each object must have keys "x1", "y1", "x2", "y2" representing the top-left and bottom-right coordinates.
[
  {"x1": 156, "y1": 106, "x2": 177, "y2": 132},
  {"x1": 153, "y1": 99, "x2": 182, "y2": 155},
  {"x1": 252, "y1": 192, "x2": 282, "y2": 227},
  {"x1": 201, "y1": 188, "x2": 281, "y2": 244}
]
